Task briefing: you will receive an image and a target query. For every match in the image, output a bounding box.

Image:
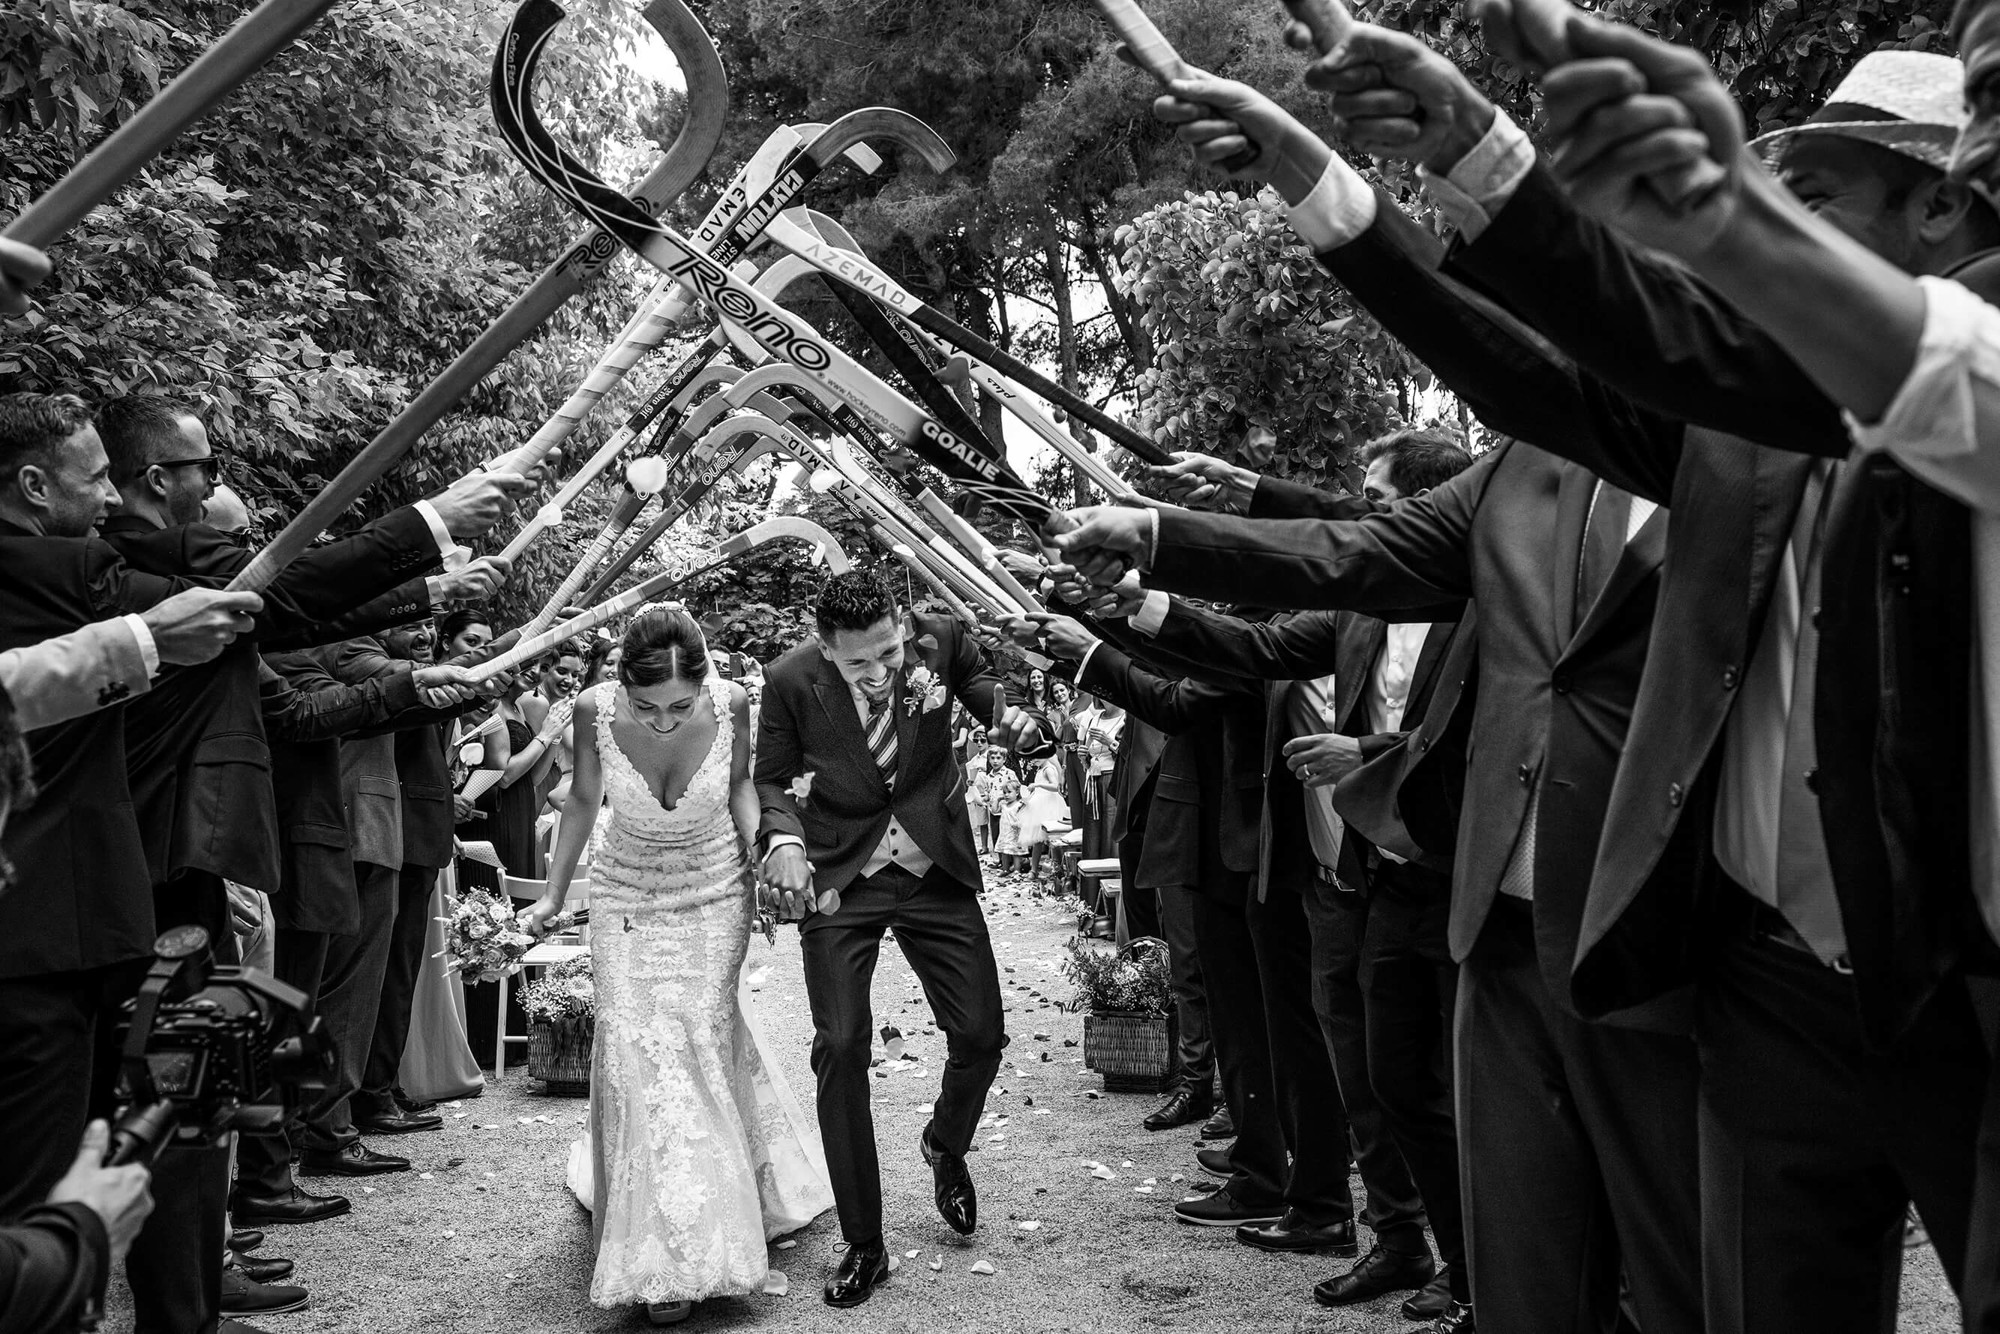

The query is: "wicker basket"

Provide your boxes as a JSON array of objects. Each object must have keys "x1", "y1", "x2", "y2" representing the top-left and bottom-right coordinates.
[
  {"x1": 527, "y1": 1018, "x2": 593, "y2": 1095},
  {"x1": 1082, "y1": 1009, "x2": 1177, "y2": 1094}
]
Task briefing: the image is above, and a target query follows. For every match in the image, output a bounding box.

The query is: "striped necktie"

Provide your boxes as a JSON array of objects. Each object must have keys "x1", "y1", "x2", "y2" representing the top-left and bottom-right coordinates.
[{"x1": 866, "y1": 688, "x2": 898, "y2": 789}]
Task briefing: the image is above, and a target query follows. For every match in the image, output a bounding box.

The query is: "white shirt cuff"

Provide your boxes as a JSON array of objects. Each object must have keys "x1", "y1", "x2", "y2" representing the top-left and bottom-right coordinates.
[
  {"x1": 1418, "y1": 109, "x2": 1534, "y2": 242},
  {"x1": 763, "y1": 833, "x2": 805, "y2": 856},
  {"x1": 121, "y1": 612, "x2": 161, "y2": 678},
  {"x1": 414, "y1": 499, "x2": 471, "y2": 571},
  {"x1": 1075, "y1": 640, "x2": 1103, "y2": 683},
  {"x1": 1285, "y1": 156, "x2": 1378, "y2": 253},
  {"x1": 1145, "y1": 508, "x2": 1160, "y2": 570},
  {"x1": 1848, "y1": 276, "x2": 2000, "y2": 514},
  {"x1": 1131, "y1": 590, "x2": 1171, "y2": 636}
]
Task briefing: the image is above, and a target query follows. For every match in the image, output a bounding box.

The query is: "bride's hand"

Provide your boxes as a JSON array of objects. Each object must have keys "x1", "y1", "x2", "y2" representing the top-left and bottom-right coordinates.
[{"x1": 517, "y1": 895, "x2": 563, "y2": 939}]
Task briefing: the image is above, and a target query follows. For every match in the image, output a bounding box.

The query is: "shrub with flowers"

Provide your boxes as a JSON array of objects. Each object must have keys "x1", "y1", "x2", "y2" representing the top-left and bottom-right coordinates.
[
  {"x1": 519, "y1": 956, "x2": 595, "y2": 1026},
  {"x1": 1062, "y1": 936, "x2": 1172, "y2": 1016},
  {"x1": 438, "y1": 889, "x2": 575, "y2": 984}
]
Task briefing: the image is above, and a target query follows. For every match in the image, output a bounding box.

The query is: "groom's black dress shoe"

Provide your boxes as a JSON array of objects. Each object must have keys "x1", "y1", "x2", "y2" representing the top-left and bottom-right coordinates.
[
  {"x1": 1143, "y1": 1084, "x2": 1213, "y2": 1132},
  {"x1": 823, "y1": 1241, "x2": 890, "y2": 1308},
  {"x1": 920, "y1": 1122, "x2": 977, "y2": 1234}
]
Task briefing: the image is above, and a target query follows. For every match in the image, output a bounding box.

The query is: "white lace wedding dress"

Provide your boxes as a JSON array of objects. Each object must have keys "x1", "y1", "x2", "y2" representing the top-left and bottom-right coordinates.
[{"x1": 566, "y1": 678, "x2": 832, "y2": 1308}]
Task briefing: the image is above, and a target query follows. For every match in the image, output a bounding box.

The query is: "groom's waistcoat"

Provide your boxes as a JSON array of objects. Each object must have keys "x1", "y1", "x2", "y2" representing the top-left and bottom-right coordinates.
[{"x1": 754, "y1": 615, "x2": 1005, "y2": 896}]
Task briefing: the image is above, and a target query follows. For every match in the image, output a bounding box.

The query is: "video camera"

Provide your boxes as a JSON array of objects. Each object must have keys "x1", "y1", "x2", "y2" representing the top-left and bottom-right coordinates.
[{"x1": 105, "y1": 925, "x2": 335, "y2": 1167}]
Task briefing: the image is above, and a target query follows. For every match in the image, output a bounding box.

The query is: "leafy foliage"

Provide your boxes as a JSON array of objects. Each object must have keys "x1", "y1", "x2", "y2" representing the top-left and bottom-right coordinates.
[{"x1": 1063, "y1": 935, "x2": 1173, "y2": 1016}]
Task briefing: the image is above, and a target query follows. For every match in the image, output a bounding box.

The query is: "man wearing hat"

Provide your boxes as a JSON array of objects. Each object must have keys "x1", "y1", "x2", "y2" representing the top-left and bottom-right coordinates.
[{"x1": 1268, "y1": 31, "x2": 2000, "y2": 1331}]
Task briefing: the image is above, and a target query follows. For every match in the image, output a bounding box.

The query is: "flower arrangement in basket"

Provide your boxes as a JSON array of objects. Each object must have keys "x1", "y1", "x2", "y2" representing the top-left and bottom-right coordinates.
[
  {"x1": 437, "y1": 889, "x2": 581, "y2": 984},
  {"x1": 1063, "y1": 936, "x2": 1178, "y2": 1094},
  {"x1": 519, "y1": 955, "x2": 595, "y2": 1094}
]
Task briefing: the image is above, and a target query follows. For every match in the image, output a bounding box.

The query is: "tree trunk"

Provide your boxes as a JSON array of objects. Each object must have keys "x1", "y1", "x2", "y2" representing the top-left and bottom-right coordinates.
[{"x1": 1044, "y1": 235, "x2": 1093, "y2": 507}]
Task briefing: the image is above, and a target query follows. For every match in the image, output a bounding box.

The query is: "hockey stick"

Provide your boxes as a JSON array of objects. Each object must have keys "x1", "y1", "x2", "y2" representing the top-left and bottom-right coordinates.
[
  {"x1": 225, "y1": 0, "x2": 728, "y2": 593},
  {"x1": 491, "y1": 0, "x2": 1055, "y2": 530}
]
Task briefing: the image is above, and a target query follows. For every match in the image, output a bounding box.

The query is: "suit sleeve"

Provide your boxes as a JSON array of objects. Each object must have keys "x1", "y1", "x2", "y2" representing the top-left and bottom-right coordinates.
[
  {"x1": 1146, "y1": 453, "x2": 1490, "y2": 611},
  {"x1": 260, "y1": 577, "x2": 432, "y2": 651},
  {"x1": 0, "y1": 619, "x2": 153, "y2": 729},
  {"x1": 177, "y1": 510, "x2": 443, "y2": 640},
  {"x1": 0, "y1": 1203, "x2": 110, "y2": 1333},
  {"x1": 1445, "y1": 163, "x2": 1846, "y2": 459},
  {"x1": 259, "y1": 658, "x2": 422, "y2": 742},
  {"x1": 752, "y1": 673, "x2": 807, "y2": 849},
  {"x1": 1247, "y1": 477, "x2": 1376, "y2": 521},
  {"x1": 1319, "y1": 191, "x2": 1685, "y2": 504},
  {"x1": 944, "y1": 619, "x2": 1057, "y2": 758},
  {"x1": 1143, "y1": 604, "x2": 1351, "y2": 683},
  {"x1": 1075, "y1": 642, "x2": 1259, "y2": 735}
]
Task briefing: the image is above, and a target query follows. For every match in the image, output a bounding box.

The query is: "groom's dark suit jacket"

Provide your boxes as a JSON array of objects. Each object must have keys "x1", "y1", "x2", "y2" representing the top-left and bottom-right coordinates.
[{"x1": 755, "y1": 614, "x2": 1014, "y2": 899}]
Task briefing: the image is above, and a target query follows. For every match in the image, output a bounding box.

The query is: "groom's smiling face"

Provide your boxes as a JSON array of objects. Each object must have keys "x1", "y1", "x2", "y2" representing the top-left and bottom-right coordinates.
[{"x1": 819, "y1": 612, "x2": 908, "y2": 698}]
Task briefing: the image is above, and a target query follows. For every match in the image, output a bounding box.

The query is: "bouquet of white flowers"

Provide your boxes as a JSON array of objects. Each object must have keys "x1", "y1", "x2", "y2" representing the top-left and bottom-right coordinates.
[{"x1": 437, "y1": 890, "x2": 581, "y2": 983}]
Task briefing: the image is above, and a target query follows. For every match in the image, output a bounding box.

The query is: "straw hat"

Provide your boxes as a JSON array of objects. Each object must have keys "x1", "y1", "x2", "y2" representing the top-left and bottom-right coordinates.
[{"x1": 1751, "y1": 50, "x2": 1966, "y2": 171}]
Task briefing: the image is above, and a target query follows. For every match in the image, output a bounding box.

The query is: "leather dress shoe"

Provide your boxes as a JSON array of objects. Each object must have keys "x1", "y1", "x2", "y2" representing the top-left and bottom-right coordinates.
[
  {"x1": 1143, "y1": 1085, "x2": 1214, "y2": 1132},
  {"x1": 823, "y1": 1241, "x2": 891, "y2": 1308},
  {"x1": 1311, "y1": 1243, "x2": 1434, "y2": 1306},
  {"x1": 300, "y1": 1142, "x2": 409, "y2": 1176},
  {"x1": 1427, "y1": 1300, "x2": 1475, "y2": 1332},
  {"x1": 1200, "y1": 1107, "x2": 1235, "y2": 1139},
  {"x1": 231, "y1": 1186, "x2": 352, "y2": 1226},
  {"x1": 1235, "y1": 1210, "x2": 1358, "y2": 1256},
  {"x1": 355, "y1": 1107, "x2": 441, "y2": 1135},
  {"x1": 1173, "y1": 1186, "x2": 1284, "y2": 1227},
  {"x1": 1403, "y1": 1266, "x2": 1455, "y2": 1320},
  {"x1": 219, "y1": 1270, "x2": 308, "y2": 1316},
  {"x1": 235, "y1": 1255, "x2": 296, "y2": 1284},
  {"x1": 227, "y1": 1228, "x2": 264, "y2": 1254},
  {"x1": 919, "y1": 1122, "x2": 977, "y2": 1234},
  {"x1": 1195, "y1": 1146, "x2": 1234, "y2": 1180}
]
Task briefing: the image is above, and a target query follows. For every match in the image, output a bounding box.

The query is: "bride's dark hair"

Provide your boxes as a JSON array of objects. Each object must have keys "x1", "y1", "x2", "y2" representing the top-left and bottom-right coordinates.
[{"x1": 619, "y1": 605, "x2": 709, "y2": 688}]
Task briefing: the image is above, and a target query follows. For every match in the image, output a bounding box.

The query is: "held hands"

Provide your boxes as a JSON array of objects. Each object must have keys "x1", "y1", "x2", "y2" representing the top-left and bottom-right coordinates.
[
  {"x1": 142, "y1": 588, "x2": 265, "y2": 666},
  {"x1": 431, "y1": 555, "x2": 513, "y2": 605},
  {"x1": 1148, "y1": 69, "x2": 1332, "y2": 205},
  {"x1": 1048, "y1": 506, "x2": 1154, "y2": 587},
  {"x1": 1282, "y1": 731, "x2": 1365, "y2": 787},
  {"x1": 47, "y1": 1121, "x2": 153, "y2": 1267},
  {"x1": 428, "y1": 471, "x2": 535, "y2": 541},
  {"x1": 759, "y1": 844, "x2": 815, "y2": 921}
]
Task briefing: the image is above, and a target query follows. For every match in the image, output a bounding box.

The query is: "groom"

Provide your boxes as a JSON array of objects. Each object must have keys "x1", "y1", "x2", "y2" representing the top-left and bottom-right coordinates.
[{"x1": 756, "y1": 572, "x2": 1045, "y2": 1308}]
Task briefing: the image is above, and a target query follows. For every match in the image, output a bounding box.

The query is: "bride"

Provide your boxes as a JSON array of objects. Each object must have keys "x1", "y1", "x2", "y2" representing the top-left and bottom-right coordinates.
[{"x1": 520, "y1": 604, "x2": 832, "y2": 1324}]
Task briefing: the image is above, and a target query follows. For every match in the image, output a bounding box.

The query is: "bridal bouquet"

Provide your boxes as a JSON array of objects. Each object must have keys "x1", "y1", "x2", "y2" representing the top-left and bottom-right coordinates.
[{"x1": 438, "y1": 890, "x2": 581, "y2": 983}]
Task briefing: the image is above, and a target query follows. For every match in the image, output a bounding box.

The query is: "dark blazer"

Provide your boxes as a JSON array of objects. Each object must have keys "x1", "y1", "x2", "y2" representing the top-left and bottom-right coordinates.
[
  {"x1": 1067, "y1": 641, "x2": 1265, "y2": 904},
  {"x1": 1107, "y1": 717, "x2": 1165, "y2": 847},
  {"x1": 1445, "y1": 164, "x2": 1991, "y2": 1043},
  {"x1": 261, "y1": 652, "x2": 425, "y2": 933},
  {"x1": 101, "y1": 508, "x2": 437, "y2": 890},
  {"x1": 320, "y1": 636, "x2": 460, "y2": 870},
  {"x1": 755, "y1": 614, "x2": 1009, "y2": 898},
  {"x1": 0, "y1": 525, "x2": 185, "y2": 977},
  {"x1": 1139, "y1": 600, "x2": 1463, "y2": 890}
]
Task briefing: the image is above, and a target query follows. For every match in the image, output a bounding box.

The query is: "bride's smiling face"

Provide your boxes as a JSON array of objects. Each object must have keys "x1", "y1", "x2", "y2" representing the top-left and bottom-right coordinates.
[{"x1": 623, "y1": 678, "x2": 705, "y2": 736}]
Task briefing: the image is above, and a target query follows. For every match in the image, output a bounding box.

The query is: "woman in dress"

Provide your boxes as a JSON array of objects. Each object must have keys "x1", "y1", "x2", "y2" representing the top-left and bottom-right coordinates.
[{"x1": 520, "y1": 605, "x2": 832, "y2": 1324}]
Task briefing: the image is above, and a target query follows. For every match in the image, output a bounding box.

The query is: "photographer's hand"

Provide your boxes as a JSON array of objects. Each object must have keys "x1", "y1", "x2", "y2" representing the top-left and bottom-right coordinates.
[{"x1": 47, "y1": 1121, "x2": 153, "y2": 1266}]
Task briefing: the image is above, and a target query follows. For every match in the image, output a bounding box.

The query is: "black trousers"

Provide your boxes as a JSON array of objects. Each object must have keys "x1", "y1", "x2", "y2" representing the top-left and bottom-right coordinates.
[
  {"x1": 1189, "y1": 893, "x2": 1289, "y2": 1210},
  {"x1": 1117, "y1": 830, "x2": 1162, "y2": 942},
  {"x1": 235, "y1": 927, "x2": 330, "y2": 1195},
  {"x1": 1294, "y1": 875, "x2": 1427, "y2": 1252},
  {"x1": 1696, "y1": 905, "x2": 1987, "y2": 1334},
  {"x1": 356, "y1": 862, "x2": 439, "y2": 1119},
  {"x1": 799, "y1": 864, "x2": 1006, "y2": 1246},
  {"x1": 299, "y1": 862, "x2": 398, "y2": 1153},
  {"x1": 0, "y1": 958, "x2": 226, "y2": 1334},
  {"x1": 1964, "y1": 975, "x2": 2000, "y2": 1334},
  {"x1": 1156, "y1": 885, "x2": 1214, "y2": 1090},
  {"x1": 1457, "y1": 900, "x2": 1704, "y2": 1334},
  {"x1": 1361, "y1": 864, "x2": 1467, "y2": 1295}
]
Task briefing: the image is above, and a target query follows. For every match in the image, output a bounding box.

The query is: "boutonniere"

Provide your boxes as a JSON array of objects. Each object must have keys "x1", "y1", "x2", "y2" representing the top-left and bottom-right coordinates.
[
  {"x1": 787, "y1": 771, "x2": 815, "y2": 805},
  {"x1": 904, "y1": 660, "x2": 946, "y2": 717}
]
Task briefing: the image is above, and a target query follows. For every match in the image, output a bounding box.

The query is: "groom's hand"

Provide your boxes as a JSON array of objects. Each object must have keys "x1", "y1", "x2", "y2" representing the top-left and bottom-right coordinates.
[
  {"x1": 993, "y1": 703, "x2": 1043, "y2": 755},
  {"x1": 761, "y1": 843, "x2": 813, "y2": 919}
]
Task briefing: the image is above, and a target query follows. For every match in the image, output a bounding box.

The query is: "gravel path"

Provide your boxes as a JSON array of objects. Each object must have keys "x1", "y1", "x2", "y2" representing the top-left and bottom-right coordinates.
[{"x1": 120, "y1": 871, "x2": 1956, "y2": 1333}]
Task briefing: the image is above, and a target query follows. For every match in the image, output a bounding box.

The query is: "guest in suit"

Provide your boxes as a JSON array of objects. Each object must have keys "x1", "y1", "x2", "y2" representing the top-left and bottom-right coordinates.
[
  {"x1": 1058, "y1": 73, "x2": 1738, "y2": 1326},
  {"x1": 0, "y1": 587, "x2": 256, "y2": 730},
  {"x1": 1301, "y1": 41, "x2": 2000, "y2": 1331},
  {"x1": 1114, "y1": 433, "x2": 1474, "y2": 1318},
  {"x1": 753, "y1": 573, "x2": 1044, "y2": 1308}
]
